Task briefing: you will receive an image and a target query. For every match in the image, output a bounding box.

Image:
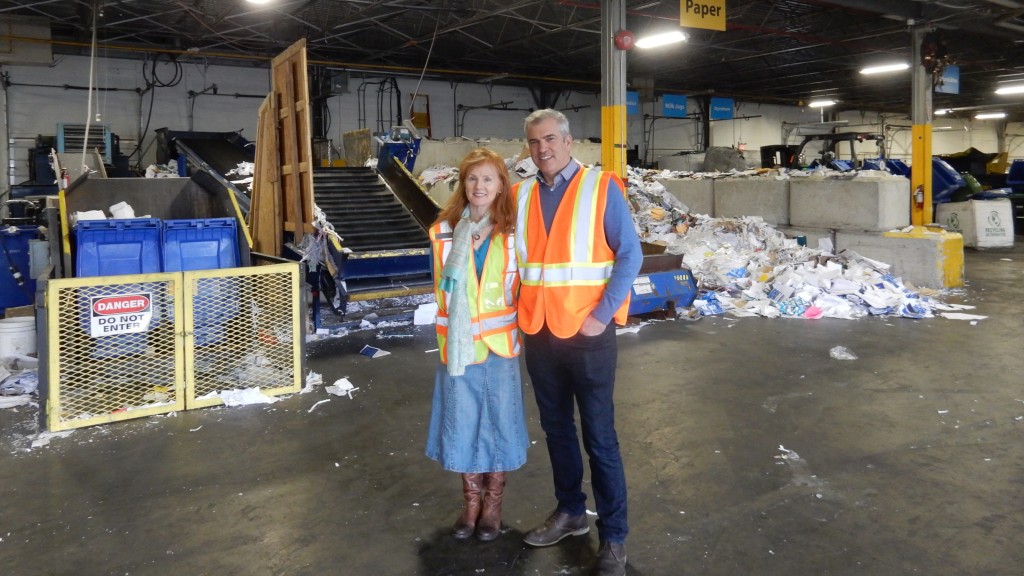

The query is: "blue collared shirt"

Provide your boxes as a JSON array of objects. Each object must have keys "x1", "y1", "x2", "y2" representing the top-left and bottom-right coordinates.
[{"x1": 535, "y1": 159, "x2": 642, "y2": 325}]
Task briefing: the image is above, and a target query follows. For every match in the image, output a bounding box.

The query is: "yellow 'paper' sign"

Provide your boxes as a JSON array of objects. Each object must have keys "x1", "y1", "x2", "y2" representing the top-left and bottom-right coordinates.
[{"x1": 680, "y1": 0, "x2": 726, "y2": 31}]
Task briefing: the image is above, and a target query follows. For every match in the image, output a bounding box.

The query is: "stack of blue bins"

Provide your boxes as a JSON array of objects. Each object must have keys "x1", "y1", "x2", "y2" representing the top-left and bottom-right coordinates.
[
  {"x1": 161, "y1": 218, "x2": 240, "y2": 346},
  {"x1": 75, "y1": 218, "x2": 163, "y2": 356},
  {"x1": 75, "y1": 217, "x2": 241, "y2": 352}
]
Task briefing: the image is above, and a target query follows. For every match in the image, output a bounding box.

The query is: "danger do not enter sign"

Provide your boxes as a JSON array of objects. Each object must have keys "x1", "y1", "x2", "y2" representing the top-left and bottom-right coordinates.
[{"x1": 89, "y1": 293, "x2": 154, "y2": 337}]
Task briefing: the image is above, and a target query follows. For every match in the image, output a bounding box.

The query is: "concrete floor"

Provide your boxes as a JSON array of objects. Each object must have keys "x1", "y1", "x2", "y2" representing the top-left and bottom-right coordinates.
[{"x1": 2, "y1": 244, "x2": 1024, "y2": 575}]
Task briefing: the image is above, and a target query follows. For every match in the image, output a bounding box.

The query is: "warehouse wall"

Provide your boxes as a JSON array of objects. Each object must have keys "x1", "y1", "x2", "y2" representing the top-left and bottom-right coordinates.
[{"x1": 2, "y1": 53, "x2": 1022, "y2": 194}]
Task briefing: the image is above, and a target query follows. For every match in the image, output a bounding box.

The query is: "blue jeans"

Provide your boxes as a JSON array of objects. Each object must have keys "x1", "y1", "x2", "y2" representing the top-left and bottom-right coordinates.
[{"x1": 523, "y1": 324, "x2": 628, "y2": 543}]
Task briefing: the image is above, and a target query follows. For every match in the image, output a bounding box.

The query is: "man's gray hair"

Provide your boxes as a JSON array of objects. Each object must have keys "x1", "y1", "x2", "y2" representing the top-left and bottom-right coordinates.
[{"x1": 524, "y1": 108, "x2": 571, "y2": 138}]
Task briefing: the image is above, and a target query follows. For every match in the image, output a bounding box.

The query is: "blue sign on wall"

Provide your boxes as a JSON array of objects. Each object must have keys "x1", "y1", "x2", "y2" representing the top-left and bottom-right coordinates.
[
  {"x1": 710, "y1": 97, "x2": 734, "y2": 120},
  {"x1": 935, "y1": 65, "x2": 960, "y2": 95},
  {"x1": 627, "y1": 91, "x2": 639, "y2": 115},
  {"x1": 662, "y1": 94, "x2": 688, "y2": 118}
]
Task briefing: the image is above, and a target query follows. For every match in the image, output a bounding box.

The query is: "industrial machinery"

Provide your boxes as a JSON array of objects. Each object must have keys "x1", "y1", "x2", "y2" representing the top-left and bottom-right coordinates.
[
  {"x1": 795, "y1": 132, "x2": 884, "y2": 171},
  {"x1": 628, "y1": 252, "x2": 698, "y2": 316}
]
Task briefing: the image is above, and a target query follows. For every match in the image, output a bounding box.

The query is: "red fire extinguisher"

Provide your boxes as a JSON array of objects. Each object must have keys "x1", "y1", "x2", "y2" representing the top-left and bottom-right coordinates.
[
  {"x1": 914, "y1": 185, "x2": 924, "y2": 209},
  {"x1": 60, "y1": 168, "x2": 69, "y2": 190}
]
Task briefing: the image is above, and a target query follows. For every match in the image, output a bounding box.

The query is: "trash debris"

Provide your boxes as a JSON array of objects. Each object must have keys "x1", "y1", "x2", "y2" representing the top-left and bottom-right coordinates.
[
  {"x1": 616, "y1": 322, "x2": 649, "y2": 335},
  {"x1": 0, "y1": 355, "x2": 39, "y2": 399},
  {"x1": 414, "y1": 302, "x2": 438, "y2": 325},
  {"x1": 30, "y1": 430, "x2": 74, "y2": 449},
  {"x1": 775, "y1": 445, "x2": 801, "y2": 461},
  {"x1": 359, "y1": 345, "x2": 390, "y2": 358},
  {"x1": 938, "y1": 313, "x2": 988, "y2": 321},
  {"x1": 326, "y1": 377, "x2": 359, "y2": 399},
  {"x1": 144, "y1": 160, "x2": 179, "y2": 178},
  {"x1": 300, "y1": 370, "x2": 324, "y2": 394},
  {"x1": 108, "y1": 201, "x2": 136, "y2": 219},
  {"x1": 693, "y1": 292, "x2": 725, "y2": 316},
  {"x1": 217, "y1": 387, "x2": 280, "y2": 407},
  {"x1": 829, "y1": 346, "x2": 858, "y2": 360},
  {"x1": 308, "y1": 399, "x2": 331, "y2": 413},
  {"x1": 0, "y1": 395, "x2": 31, "y2": 409}
]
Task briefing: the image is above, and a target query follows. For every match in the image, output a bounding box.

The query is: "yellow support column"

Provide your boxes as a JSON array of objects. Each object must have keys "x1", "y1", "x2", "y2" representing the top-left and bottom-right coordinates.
[
  {"x1": 602, "y1": 104, "x2": 627, "y2": 180},
  {"x1": 601, "y1": 0, "x2": 628, "y2": 181},
  {"x1": 910, "y1": 27, "x2": 933, "y2": 226}
]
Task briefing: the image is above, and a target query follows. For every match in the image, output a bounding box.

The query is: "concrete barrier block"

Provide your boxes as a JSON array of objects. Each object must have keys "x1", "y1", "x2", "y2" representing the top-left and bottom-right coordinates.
[
  {"x1": 714, "y1": 178, "x2": 789, "y2": 225},
  {"x1": 658, "y1": 178, "x2": 715, "y2": 215},
  {"x1": 835, "y1": 228, "x2": 964, "y2": 288},
  {"x1": 790, "y1": 176, "x2": 910, "y2": 231}
]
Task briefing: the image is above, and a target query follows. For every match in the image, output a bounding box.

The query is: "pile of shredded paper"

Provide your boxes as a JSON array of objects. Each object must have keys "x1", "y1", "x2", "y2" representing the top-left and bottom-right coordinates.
[{"x1": 626, "y1": 166, "x2": 946, "y2": 320}]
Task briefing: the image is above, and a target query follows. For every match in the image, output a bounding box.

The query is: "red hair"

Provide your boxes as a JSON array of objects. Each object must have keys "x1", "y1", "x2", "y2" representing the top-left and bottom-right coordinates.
[{"x1": 435, "y1": 148, "x2": 516, "y2": 235}]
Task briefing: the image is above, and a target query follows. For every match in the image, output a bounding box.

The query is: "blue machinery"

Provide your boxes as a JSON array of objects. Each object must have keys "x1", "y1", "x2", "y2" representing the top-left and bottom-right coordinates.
[{"x1": 628, "y1": 253, "x2": 698, "y2": 316}]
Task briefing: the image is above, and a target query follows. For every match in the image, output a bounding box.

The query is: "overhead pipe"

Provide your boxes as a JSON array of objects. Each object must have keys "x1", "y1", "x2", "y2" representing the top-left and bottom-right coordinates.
[{"x1": 0, "y1": 33, "x2": 598, "y2": 90}]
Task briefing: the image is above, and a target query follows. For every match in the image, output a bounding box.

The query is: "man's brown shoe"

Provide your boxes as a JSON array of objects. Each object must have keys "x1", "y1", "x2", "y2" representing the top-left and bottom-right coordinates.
[
  {"x1": 522, "y1": 510, "x2": 589, "y2": 547},
  {"x1": 592, "y1": 541, "x2": 626, "y2": 576}
]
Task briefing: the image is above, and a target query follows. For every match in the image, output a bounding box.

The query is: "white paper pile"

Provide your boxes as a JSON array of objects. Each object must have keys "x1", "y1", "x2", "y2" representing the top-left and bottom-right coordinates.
[{"x1": 625, "y1": 167, "x2": 945, "y2": 320}]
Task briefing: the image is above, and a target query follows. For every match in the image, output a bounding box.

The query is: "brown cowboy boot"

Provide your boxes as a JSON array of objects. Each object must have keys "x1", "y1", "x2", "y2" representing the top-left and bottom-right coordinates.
[
  {"x1": 476, "y1": 472, "x2": 506, "y2": 541},
  {"x1": 452, "y1": 473, "x2": 483, "y2": 539}
]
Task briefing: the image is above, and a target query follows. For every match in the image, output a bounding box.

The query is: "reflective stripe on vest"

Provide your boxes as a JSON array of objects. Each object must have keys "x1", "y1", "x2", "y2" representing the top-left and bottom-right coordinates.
[
  {"x1": 429, "y1": 221, "x2": 520, "y2": 364},
  {"x1": 515, "y1": 167, "x2": 613, "y2": 286}
]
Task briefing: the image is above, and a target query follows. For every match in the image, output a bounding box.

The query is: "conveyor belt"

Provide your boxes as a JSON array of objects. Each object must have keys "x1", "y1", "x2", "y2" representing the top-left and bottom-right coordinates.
[
  {"x1": 312, "y1": 167, "x2": 433, "y2": 300},
  {"x1": 313, "y1": 168, "x2": 430, "y2": 252}
]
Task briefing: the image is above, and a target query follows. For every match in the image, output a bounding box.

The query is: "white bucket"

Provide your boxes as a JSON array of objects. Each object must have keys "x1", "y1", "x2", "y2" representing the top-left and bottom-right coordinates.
[{"x1": 0, "y1": 316, "x2": 36, "y2": 357}]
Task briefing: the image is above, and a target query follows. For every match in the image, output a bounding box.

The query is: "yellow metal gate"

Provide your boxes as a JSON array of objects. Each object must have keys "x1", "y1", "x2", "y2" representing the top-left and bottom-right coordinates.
[{"x1": 45, "y1": 263, "x2": 302, "y2": 431}]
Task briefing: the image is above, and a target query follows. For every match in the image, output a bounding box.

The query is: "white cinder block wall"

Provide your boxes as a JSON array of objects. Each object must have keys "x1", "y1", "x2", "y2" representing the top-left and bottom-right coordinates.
[{"x1": 1, "y1": 54, "x2": 1021, "y2": 193}]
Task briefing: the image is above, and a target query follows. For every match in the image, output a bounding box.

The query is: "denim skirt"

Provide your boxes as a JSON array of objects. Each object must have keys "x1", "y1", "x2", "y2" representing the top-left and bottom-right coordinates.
[{"x1": 425, "y1": 353, "x2": 529, "y2": 473}]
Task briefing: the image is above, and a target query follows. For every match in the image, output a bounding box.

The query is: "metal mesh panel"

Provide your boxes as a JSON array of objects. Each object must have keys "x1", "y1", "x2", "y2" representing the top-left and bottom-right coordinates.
[
  {"x1": 46, "y1": 274, "x2": 184, "y2": 431},
  {"x1": 44, "y1": 263, "x2": 302, "y2": 430},
  {"x1": 187, "y1": 263, "x2": 301, "y2": 408}
]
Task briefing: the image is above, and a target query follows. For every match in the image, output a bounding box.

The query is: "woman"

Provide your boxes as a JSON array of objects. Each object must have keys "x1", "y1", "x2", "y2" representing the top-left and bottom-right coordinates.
[{"x1": 425, "y1": 148, "x2": 528, "y2": 542}]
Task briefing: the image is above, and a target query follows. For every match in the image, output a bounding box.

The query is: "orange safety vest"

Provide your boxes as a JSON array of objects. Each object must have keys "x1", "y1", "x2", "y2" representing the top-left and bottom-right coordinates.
[
  {"x1": 429, "y1": 221, "x2": 521, "y2": 364},
  {"x1": 512, "y1": 165, "x2": 630, "y2": 338}
]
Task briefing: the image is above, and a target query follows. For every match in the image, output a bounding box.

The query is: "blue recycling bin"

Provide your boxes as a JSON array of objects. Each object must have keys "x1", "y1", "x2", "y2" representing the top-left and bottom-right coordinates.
[
  {"x1": 376, "y1": 138, "x2": 421, "y2": 173},
  {"x1": 75, "y1": 218, "x2": 162, "y2": 277},
  {"x1": 1006, "y1": 159, "x2": 1024, "y2": 193},
  {"x1": 162, "y1": 218, "x2": 241, "y2": 346},
  {"x1": 932, "y1": 158, "x2": 965, "y2": 203},
  {"x1": 0, "y1": 226, "x2": 39, "y2": 314}
]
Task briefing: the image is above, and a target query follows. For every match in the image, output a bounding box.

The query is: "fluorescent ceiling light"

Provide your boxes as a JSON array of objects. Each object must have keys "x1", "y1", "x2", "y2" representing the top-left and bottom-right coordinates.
[
  {"x1": 975, "y1": 112, "x2": 1007, "y2": 119},
  {"x1": 635, "y1": 30, "x2": 687, "y2": 49},
  {"x1": 934, "y1": 109, "x2": 951, "y2": 115},
  {"x1": 860, "y1": 62, "x2": 910, "y2": 75},
  {"x1": 246, "y1": 0, "x2": 272, "y2": 4},
  {"x1": 807, "y1": 99, "x2": 836, "y2": 108},
  {"x1": 995, "y1": 84, "x2": 1024, "y2": 95}
]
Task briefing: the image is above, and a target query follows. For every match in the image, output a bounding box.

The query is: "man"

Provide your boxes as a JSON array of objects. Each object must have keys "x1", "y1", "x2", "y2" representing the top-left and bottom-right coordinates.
[{"x1": 513, "y1": 109, "x2": 642, "y2": 576}]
